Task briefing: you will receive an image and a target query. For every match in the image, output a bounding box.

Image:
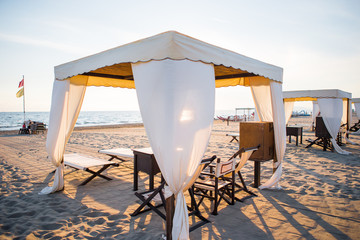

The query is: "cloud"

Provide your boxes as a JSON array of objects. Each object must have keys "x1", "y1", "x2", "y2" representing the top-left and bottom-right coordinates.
[
  {"x1": 39, "y1": 20, "x2": 79, "y2": 33},
  {"x1": 0, "y1": 33, "x2": 88, "y2": 54}
]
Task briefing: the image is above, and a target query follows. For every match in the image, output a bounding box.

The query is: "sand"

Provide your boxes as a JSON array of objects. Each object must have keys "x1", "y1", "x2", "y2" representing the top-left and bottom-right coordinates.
[{"x1": 0, "y1": 118, "x2": 359, "y2": 239}]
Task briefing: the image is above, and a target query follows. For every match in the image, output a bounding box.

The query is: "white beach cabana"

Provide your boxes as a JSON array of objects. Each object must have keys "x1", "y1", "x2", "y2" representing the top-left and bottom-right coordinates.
[
  {"x1": 41, "y1": 31, "x2": 286, "y2": 239},
  {"x1": 283, "y1": 89, "x2": 352, "y2": 154}
]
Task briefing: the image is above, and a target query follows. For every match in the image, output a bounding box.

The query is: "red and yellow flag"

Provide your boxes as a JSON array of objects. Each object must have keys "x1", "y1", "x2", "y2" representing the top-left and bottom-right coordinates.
[
  {"x1": 18, "y1": 78, "x2": 24, "y2": 88},
  {"x1": 16, "y1": 87, "x2": 24, "y2": 98},
  {"x1": 16, "y1": 77, "x2": 24, "y2": 98}
]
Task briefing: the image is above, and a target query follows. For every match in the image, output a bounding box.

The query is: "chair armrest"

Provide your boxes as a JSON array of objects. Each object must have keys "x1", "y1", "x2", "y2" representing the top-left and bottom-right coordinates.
[{"x1": 199, "y1": 172, "x2": 215, "y2": 177}]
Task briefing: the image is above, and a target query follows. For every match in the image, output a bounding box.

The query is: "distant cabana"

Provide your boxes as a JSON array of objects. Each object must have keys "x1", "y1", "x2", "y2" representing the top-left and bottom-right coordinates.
[
  {"x1": 42, "y1": 31, "x2": 286, "y2": 239},
  {"x1": 235, "y1": 107, "x2": 256, "y2": 121},
  {"x1": 352, "y1": 98, "x2": 360, "y2": 119},
  {"x1": 283, "y1": 89, "x2": 352, "y2": 154},
  {"x1": 350, "y1": 98, "x2": 360, "y2": 133}
]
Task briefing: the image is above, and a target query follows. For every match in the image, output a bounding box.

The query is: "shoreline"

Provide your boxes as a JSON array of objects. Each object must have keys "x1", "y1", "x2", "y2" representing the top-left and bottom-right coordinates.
[
  {"x1": 0, "y1": 120, "x2": 228, "y2": 135},
  {"x1": 0, "y1": 123, "x2": 145, "y2": 135}
]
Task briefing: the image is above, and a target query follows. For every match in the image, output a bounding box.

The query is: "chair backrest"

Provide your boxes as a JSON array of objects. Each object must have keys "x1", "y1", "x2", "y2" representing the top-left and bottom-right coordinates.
[
  {"x1": 184, "y1": 155, "x2": 217, "y2": 191},
  {"x1": 215, "y1": 158, "x2": 236, "y2": 178},
  {"x1": 234, "y1": 145, "x2": 260, "y2": 173}
]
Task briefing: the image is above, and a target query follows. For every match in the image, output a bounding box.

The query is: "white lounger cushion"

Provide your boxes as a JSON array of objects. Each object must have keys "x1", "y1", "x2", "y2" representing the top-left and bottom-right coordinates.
[
  {"x1": 98, "y1": 148, "x2": 134, "y2": 158},
  {"x1": 98, "y1": 147, "x2": 153, "y2": 158},
  {"x1": 226, "y1": 133, "x2": 239, "y2": 137},
  {"x1": 64, "y1": 154, "x2": 114, "y2": 170}
]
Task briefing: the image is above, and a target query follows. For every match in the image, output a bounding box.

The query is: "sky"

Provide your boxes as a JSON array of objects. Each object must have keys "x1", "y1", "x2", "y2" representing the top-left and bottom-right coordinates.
[{"x1": 0, "y1": 0, "x2": 359, "y2": 113}]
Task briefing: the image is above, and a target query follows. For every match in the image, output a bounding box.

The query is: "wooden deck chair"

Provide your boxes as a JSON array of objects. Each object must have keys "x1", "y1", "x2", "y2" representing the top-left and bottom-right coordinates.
[
  {"x1": 185, "y1": 155, "x2": 217, "y2": 231},
  {"x1": 63, "y1": 154, "x2": 119, "y2": 186},
  {"x1": 349, "y1": 120, "x2": 360, "y2": 132},
  {"x1": 130, "y1": 155, "x2": 217, "y2": 231},
  {"x1": 193, "y1": 157, "x2": 236, "y2": 215},
  {"x1": 224, "y1": 145, "x2": 260, "y2": 202}
]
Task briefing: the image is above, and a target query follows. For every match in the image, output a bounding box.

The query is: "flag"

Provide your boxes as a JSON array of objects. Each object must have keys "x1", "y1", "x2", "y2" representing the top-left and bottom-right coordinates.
[
  {"x1": 16, "y1": 88, "x2": 24, "y2": 98},
  {"x1": 18, "y1": 78, "x2": 24, "y2": 88}
]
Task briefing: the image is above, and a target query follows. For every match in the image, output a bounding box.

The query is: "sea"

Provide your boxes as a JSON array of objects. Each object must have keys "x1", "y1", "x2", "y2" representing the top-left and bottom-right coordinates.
[{"x1": 0, "y1": 110, "x2": 235, "y2": 131}]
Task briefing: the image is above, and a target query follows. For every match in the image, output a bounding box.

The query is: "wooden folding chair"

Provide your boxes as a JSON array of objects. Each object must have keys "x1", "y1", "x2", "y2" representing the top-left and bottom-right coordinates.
[
  {"x1": 225, "y1": 145, "x2": 260, "y2": 202},
  {"x1": 131, "y1": 181, "x2": 168, "y2": 220},
  {"x1": 193, "y1": 157, "x2": 236, "y2": 215},
  {"x1": 130, "y1": 155, "x2": 217, "y2": 231}
]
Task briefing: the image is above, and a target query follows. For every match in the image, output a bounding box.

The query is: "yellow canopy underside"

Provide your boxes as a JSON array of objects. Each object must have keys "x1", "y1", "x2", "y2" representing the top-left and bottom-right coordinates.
[
  {"x1": 284, "y1": 97, "x2": 349, "y2": 102},
  {"x1": 283, "y1": 97, "x2": 318, "y2": 102},
  {"x1": 69, "y1": 75, "x2": 253, "y2": 88}
]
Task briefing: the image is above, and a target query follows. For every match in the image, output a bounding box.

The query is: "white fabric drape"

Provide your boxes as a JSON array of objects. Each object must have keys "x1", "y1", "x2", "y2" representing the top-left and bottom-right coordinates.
[
  {"x1": 312, "y1": 101, "x2": 320, "y2": 123},
  {"x1": 341, "y1": 100, "x2": 349, "y2": 125},
  {"x1": 317, "y1": 98, "x2": 351, "y2": 155},
  {"x1": 40, "y1": 79, "x2": 87, "y2": 194},
  {"x1": 312, "y1": 101, "x2": 320, "y2": 131},
  {"x1": 251, "y1": 78, "x2": 273, "y2": 121},
  {"x1": 284, "y1": 101, "x2": 294, "y2": 124},
  {"x1": 132, "y1": 59, "x2": 215, "y2": 240},
  {"x1": 250, "y1": 78, "x2": 286, "y2": 189}
]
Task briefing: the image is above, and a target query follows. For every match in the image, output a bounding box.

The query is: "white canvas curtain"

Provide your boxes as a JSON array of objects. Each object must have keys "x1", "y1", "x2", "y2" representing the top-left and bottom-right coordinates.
[
  {"x1": 250, "y1": 78, "x2": 286, "y2": 189},
  {"x1": 284, "y1": 101, "x2": 294, "y2": 124},
  {"x1": 40, "y1": 79, "x2": 87, "y2": 194},
  {"x1": 317, "y1": 98, "x2": 350, "y2": 155},
  {"x1": 312, "y1": 101, "x2": 320, "y2": 130},
  {"x1": 341, "y1": 100, "x2": 348, "y2": 124},
  {"x1": 312, "y1": 101, "x2": 320, "y2": 123},
  {"x1": 132, "y1": 59, "x2": 215, "y2": 240}
]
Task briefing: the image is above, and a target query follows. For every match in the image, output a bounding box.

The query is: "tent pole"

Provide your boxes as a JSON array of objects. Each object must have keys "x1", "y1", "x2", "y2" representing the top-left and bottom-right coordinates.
[
  {"x1": 23, "y1": 75, "x2": 26, "y2": 123},
  {"x1": 273, "y1": 148, "x2": 277, "y2": 173},
  {"x1": 346, "y1": 98, "x2": 350, "y2": 138},
  {"x1": 166, "y1": 194, "x2": 175, "y2": 240}
]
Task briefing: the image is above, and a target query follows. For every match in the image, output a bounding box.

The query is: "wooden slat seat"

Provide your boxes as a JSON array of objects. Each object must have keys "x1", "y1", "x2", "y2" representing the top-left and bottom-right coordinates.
[{"x1": 64, "y1": 153, "x2": 119, "y2": 185}]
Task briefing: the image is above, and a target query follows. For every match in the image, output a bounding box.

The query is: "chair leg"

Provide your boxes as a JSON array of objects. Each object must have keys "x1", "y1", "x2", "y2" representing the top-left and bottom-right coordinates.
[
  {"x1": 238, "y1": 171, "x2": 257, "y2": 196},
  {"x1": 212, "y1": 181, "x2": 219, "y2": 215},
  {"x1": 188, "y1": 188, "x2": 211, "y2": 232},
  {"x1": 80, "y1": 165, "x2": 112, "y2": 186},
  {"x1": 219, "y1": 186, "x2": 232, "y2": 205},
  {"x1": 194, "y1": 189, "x2": 207, "y2": 208},
  {"x1": 231, "y1": 172, "x2": 235, "y2": 205},
  {"x1": 131, "y1": 182, "x2": 166, "y2": 220},
  {"x1": 132, "y1": 192, "x2": 166, "y2": 220}
]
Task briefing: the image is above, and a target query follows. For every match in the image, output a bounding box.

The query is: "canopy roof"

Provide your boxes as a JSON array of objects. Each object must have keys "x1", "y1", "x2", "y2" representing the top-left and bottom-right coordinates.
[
  {"x1": 283, "y1": 89, "x2": 352, "y2": 102},
  {"x1": 352, "y1": 98, "x2": 360, "y2": 103},
  {"x1": 55, "y1": 31, "x2": 283, "y2": 88}
]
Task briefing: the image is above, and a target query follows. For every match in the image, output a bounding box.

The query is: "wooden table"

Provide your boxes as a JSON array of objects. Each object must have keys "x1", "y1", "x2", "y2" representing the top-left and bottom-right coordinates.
[
  {"x1": 286, "y1": 126, "x2": 303, "y2": 146},
  {"x1": 133, "y1": 148, "x2": 161, "y2": 191},
  {"x1": 247, "y1": 159, "x2": 274, "y2": 188}
]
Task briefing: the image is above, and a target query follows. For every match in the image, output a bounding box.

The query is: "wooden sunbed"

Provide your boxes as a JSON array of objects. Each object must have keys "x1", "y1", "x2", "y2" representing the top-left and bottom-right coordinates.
[
  {"x1": 98, "y1": 148, "x2": 134, "y2": 162},
  {"x1": 63, "y1": 153, "x2": 119, "y2": 186},
  {"x1": 226, "y1": 133, "x2": 239, "y2": 142}
]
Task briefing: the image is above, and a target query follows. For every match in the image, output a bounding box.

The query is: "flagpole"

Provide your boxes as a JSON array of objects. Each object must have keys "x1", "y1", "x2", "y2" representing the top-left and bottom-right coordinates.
[{"x1": 22, "y1": 75, "x2": 25, "y2": 123}]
